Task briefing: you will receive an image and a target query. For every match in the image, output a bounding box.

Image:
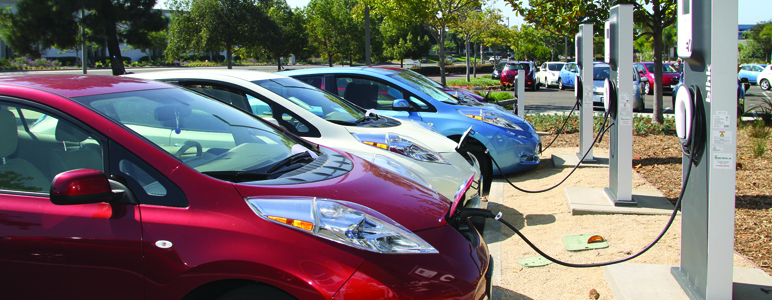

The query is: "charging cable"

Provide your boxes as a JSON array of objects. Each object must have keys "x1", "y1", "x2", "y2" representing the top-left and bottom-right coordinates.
[
  {"x1": 453, "y1": 99, "x2": 705, "y2": 267},
  {"x1": 539, "y1": 98, "x2": 580, "y2": 154},
  {"x1": 492, "y1": 112, "x2": 613, "y2": 194}
]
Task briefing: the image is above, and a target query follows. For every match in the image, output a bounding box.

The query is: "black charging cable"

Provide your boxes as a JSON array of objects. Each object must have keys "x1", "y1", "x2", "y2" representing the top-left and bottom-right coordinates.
[
  {"x1": 454, "y1": 104, "x2": 705, "y2": 268},
  {"x1": 539, "y1": 98, "x2": 580, "y2": 154},
  {"x1": 491, "y1": 112, "x2": 613, "y2": 194}
]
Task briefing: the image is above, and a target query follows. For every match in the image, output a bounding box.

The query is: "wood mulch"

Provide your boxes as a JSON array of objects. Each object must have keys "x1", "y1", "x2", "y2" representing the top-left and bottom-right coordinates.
[{"x1": 539, "y1": 129, "x2": 772, "y2": 275}]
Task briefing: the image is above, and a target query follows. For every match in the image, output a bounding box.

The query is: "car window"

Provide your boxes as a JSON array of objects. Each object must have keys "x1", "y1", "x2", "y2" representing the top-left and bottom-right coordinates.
[
  {"x1": 741, "y1": 65, "x2": 751, "y2": 71},
  {"x1": 593, "y1": 66, "x2": 611, "y2": 81},
  {"x1": 73, "y1": 88, "x2": 315, "y2": 175},
  {"x1": 387, "y1": 69, "x2": 459, "y2": 105},
  {"x1": 336, "y1": 77, "x2": 403, "y2": 111},
  {"x1": 1, "y1": 103, "x2": 103, "y2": 194},
  {"x1": 110, "y1": 141, "x2": 187, "y2": 206},
  {"x1": 548, "y1": 63, "x2": 564, "y2": 71},
  {"x1": 294, "y1": 76, "x2": 325, "y2": 89},
  {"x1": 184, "y1": 84, "x2": 252, "y2": 113},
  {"x1": 753, "y1": 65, "x2": 763, "y2": 72},
  {"x1": 255, "y1": 78, "x2": 365, "y2": 124},
  {"x1": 662, "y1": 64, "x2": 678, "y2": 73}
]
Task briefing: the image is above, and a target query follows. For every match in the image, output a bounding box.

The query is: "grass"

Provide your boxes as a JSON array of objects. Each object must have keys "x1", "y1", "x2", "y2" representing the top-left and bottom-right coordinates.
[
  {"x1": 752, "y1": 138, "x2": 767, "y2": 158},
  {"x1": 749, "y1": 120, "x2": 771, "y2": 139},
  {"x1": 525, "y1": 113, "x2": 677, "y2": 136},
  {"x1": 446, "y1": 77, "x2": 500, "y2": 87},
  {"x1": 488, "y1": 92, "x2": 514, "y2": 101}
]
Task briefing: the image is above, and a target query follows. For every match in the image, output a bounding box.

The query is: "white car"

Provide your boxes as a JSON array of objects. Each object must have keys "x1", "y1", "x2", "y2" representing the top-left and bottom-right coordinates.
[
  {"x1": 758, "y1": 64, "x2": 772, "y2": 90},
  {"x1": 536, "y1": 61, "x2": 566, "y2": 88},
  {"x1": 129, "y1": 70, "x2": 486, "y2": 214}
]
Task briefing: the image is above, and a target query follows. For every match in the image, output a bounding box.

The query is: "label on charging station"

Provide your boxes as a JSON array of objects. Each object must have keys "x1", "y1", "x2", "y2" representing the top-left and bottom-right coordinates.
[
  {"x1": 712, "y1": 153, "x2": 734, "y2": 169},
  {"x1": 712, "y1": 130, "x2": 733, "y2": 146},
  {"x1": 713, "y1": 111, "x2": 730, "y2": 129}
]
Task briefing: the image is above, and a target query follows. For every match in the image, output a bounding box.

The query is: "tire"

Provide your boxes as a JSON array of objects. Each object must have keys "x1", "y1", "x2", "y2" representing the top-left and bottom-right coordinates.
[
  {"x1": 533, "y1": 81, "x2": 540, "y2": 91},
  {"x1": 634, "y1": 98, "x2": 645, "y2": 112},
  {"x1": 761, "y1": 79, "x2": 771, "y2": 91},
  {"x1": 558, "y1": 79, "x2": 565, "y2": 90},
  {"x1": 218, "y1": 284, "x2": 296, "y2": 300},
  {"x1": 643, "y1": 82, "x2": 652, "y2": 95}
]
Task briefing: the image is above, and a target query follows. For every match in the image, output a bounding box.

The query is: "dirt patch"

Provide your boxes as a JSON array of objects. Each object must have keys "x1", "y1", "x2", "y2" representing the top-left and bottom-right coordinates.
[{"x1": 492, "y1": 130, "x2": 770, "y2": 299}]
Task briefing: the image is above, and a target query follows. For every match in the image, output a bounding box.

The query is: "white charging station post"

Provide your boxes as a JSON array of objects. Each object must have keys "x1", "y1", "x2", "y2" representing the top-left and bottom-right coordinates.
[
  {"x1": 604, "y1": 4, "x2": 634, "y2": 206},
  {"x1": 516, "y1": 72, "x2": 525, "y2": 118},
  {"x1": 577, "y1": 24, "x2": 595, "y2": 162},
  {"x1": 670, "y1": 0, "x2": 737, "y2": 298}
]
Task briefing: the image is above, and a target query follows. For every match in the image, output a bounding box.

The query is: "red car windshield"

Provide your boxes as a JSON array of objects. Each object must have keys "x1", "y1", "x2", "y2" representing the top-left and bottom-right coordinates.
[{"x1": 645, "y1": 63, "x2": 678, "y2": 73}]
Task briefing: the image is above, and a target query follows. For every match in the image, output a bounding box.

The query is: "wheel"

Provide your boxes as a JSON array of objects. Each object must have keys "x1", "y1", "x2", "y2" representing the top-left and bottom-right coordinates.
[
  {"x1": 643, "y1": 82, "x2": 652, "y2": 95},
  {"x1": 218, "y1": 284, "x2": 296, "y2": 300},
  {"x1": 761, "y1": 79, "x2": 771, "y2": 90},
  {"x1": 634, "y1": 98, "x2": 645, "y2": 112},
  {"x1": 175, "y1": 141, "x2": 202, "y2": 159},
  {"x1": 558, "y1": 79, "x2": 565, "y2": 90},
  {"x1": 533, "y1": 81, "x2": 540, "y2": 91},
  {"x1": 468, "y1": 149, "x2": 492, "y2": 197}
]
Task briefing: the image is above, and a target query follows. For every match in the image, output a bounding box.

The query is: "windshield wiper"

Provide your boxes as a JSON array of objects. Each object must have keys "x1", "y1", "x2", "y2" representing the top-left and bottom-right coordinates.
[
  {"x1": 327, "y1": 119, "x2": 358, "y2": 125},
  {"x1": 264, "y1": 151, "x2": 316, "y2": 174},
  {"x1": 204, "y1": 151, "x2": 317, "y2": 182}
]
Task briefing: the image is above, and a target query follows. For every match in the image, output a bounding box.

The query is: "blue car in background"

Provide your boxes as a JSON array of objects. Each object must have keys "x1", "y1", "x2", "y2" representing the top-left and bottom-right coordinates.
[
  {"x1": 281, "y1": 66, "x2": 542, "y2": 193},
  {"x1": 738, "y1": 64, "x2": 767, "y2": 84},
  {"x1": 557, "y1": 62, "x2": 580, "y2": 90}
]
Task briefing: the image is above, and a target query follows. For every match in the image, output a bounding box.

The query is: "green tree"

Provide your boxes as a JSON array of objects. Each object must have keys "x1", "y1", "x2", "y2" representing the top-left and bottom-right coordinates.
[
  {"x1": 0, "y1": 0, "x2": 166, "y2": 75},
  {"x1": 367, "y1": 0, "x2": 482, "y2": 86},
  {"x1": 258, "y1": 0, "x2": 308, "y2": 70},
  {"x1": 450, "y1": 6, "x2": 502, "y2": 81},
  {"x1": 381, "y1": 17, "x2": 431, "y2": 67},
  {"x1": 746, "y1": 21, "x2": 772, "y2": 64},
  {"x1": 125, "y1": 30, "x2": 168, "y2": 62},
  {"x1": 305, "y1": 0, "x2": 358, "y2": 66},
  {"x1": 167, "y1": 0, "x2": 276, "y2": 69}
]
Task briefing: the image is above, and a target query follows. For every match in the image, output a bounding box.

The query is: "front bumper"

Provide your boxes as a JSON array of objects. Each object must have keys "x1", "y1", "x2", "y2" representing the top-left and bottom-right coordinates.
[
  {"x1": 331, "y1": 225, "x2": 491, "y2": 300},
  {"x1": 487, "y1": 128, "x2": 541, "y2": 175}
]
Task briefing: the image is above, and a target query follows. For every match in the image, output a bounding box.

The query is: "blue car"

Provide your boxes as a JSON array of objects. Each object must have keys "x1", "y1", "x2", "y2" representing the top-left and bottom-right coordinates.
[
  {"x1": 281, "y1": 66, "x2": 542, "y2": 192},
  {"x1": 557, "y1": 62, "x2": 580, "y2": 90},
  {"x1": 738, "y1": 64, "x2": 767, "y2": 85}
]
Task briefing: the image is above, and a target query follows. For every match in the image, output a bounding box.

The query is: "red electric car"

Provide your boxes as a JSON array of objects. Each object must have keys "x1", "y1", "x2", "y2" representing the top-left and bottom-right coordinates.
[
  {"x1": 0, "y1": 74, "x2": 491, "y2": 299},
  {"x1": 500, "y1": 61, "x2": 538, "y2": 91},
  {"x1": 633, "y1": 62, "x2": 681, "y2": 95}
]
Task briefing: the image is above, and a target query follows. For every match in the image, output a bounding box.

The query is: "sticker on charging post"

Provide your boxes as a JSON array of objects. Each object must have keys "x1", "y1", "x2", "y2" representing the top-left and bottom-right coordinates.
[
  {"x1": 712, "y1": 153, "x2": 734, "y2": 169},
  {"x1": 620, "y1": 116, "x2": 632, "y2": 126},
  {"x1": 712, "y1": 130, "x2": 733, "y2": 146},
  {"x1": 712, "y1": 111, "x2": 730, "y2": 129}
]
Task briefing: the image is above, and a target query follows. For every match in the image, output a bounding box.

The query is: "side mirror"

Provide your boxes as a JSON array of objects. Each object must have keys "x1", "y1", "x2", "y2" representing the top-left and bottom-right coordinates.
[
  {"x1": 50, "y1": 169, "x2": 120, "y2": 205},
  {"x1": 392, "y1": 99, "x2": 414, "y2": 111}
]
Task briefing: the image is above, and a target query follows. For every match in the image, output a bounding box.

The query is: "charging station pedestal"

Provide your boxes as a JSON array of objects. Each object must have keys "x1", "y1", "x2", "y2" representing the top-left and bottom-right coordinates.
[
  {"x1": 604, "y1": 4, "x2": 634, "y2": 206},
  {"x1": 552, "y1": 24, "x2": 602, "y2": 167},
  {"x1": 605, "y1": 1, "x2": 772, "y2": 299},
  {"x1": 563, "y1": 5, "x2": 674, "y2": 216},
  {"x1": 516, "y1": 72, "x2": 525, "y2": 118}
]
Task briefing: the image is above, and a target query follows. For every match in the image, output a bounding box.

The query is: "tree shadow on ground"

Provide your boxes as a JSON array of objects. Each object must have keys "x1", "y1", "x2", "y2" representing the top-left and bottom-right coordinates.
[
  {"x1": 494, "y1": 286, "x2": 535, "y2": 300},
  {"x1": 634, "y1": 156, "x2": 682, "y2": 166},
  {"x1": 736, "y1": 195, "x2": 772, "y2": 210},
  {"x1": 486, "y1": 202, "x2": 556, "y2": 242}
]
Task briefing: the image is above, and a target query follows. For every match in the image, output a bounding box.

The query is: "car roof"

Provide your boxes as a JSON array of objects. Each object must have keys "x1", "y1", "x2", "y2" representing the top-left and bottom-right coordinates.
[
  {"x1": 281, "y1": 66, "x2": 403, "y2": 77},
  {"x1": 129, "y1": 69, "x2": 288, "y2": 82},
  {"x1": 0, "y1": 74, "x2": 172, "y2": 98}
]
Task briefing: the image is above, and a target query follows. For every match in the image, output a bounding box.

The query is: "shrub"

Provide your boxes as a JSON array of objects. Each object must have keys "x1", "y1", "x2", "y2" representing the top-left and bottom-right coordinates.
[
  {"x1": 488, "y1": 92, "x2": 514, "y2": 102},
  {"x1": 749, "y1": 120, "x2": 770, "y2": 139},
  {"x1": 446, "y1": 78, "x2": 500, "y2": 88},
  {"x1": 752, "y1": 138, "x2": 767, "y2": 158}
]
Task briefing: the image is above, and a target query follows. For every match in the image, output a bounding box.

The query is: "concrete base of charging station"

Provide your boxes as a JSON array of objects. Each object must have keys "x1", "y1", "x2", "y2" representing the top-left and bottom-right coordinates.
[
  {"x1": 605, "y1": 263, "x2": 772, "y2": 300},
  {"x1": 484, "y1": 178, "x2": 505, "y2": 300},
  {"x1": 565, "y1": 187, "x2": 674, "y2": 215},
  {"x1": 551, "y1": 153, "x2": 609, "y2": 168}
]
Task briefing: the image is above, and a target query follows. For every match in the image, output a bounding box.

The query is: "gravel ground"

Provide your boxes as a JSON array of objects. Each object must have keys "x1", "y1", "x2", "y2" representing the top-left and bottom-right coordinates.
[{"x1": 489, "y1": 146, "x2": 759, "y2": 300}]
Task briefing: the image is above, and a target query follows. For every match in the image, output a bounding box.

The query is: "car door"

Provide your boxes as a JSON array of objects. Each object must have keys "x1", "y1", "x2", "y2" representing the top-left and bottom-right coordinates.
[
  {"x1": 333, "y1": 75, "x2": 423, "y2": 121},
  {"x1": 566, "y1": 63, "x2": 578, "y2": 87},
  {"x1": 0, "y1": 101, "x2": 143, "y2": 299}
]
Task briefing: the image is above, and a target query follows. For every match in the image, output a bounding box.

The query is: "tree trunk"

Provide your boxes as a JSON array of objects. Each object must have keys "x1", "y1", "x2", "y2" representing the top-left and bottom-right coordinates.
[
  {"x1": 328, "y1": 52, "x2": 333, "y2": 67},
  {"x1": 104, "y1": 23, "x2": 126, "y2": 75},
  {"x1": 226, "y1": 47, "x2": 233, "y2": 69},
  {"x1": 426, "y1": 23, "x2": 446, "y2": 86},
  {"x1": 400, "y1": 58, "x2": 403, "y2": 68},
  {"x1": 465, "y1": 38, "x2": 471, "y2": 82},
  {"x1": 277, "y1": 54, "x2": 283, "y2": 71},
  {"x1": 652, "y1": 0, "x2": 664, "y2": 124}
]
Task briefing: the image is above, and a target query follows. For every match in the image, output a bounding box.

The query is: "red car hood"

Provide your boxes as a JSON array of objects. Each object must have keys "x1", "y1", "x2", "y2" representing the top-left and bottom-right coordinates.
[{"x1": 232, "y1": 152, "x2": 450, "y2": 232}]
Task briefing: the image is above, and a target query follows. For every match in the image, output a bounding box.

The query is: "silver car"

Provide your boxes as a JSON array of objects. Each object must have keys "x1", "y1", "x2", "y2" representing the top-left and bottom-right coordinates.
[{"x1": 592, "y1": 63, "x2": 646, "y2": 112}]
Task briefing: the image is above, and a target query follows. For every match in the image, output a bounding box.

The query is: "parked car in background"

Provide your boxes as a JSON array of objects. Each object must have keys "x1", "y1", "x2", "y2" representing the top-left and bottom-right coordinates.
[
  {"x1": 672, "y1": 73, "x2": 749, "y2": 115},
  {"x1": 536, "y1": 62, "x2": 566, "y2": 88},
  {"x1": 591, "y1": 63, "x2": 646, "y2": 112},
  {"x1": 500, "y1": 61, "x2": 538, "y2": 91},
  {"x1": 0, "y1": 74, "x2": 492, "y2": 300},
  {"x1": 738, "y1": 64, "x2": 767, "y2": 84},
  {"x1": 633, "y1": 62, "x2": 680, "y2": 95},
  {"x1": 281, "y1": 66, "x2": 543, "y2": 194},
  {"x1": 491, "y1": 61, "x2": 507, "y2": 80},
  {"x1": 757, "y1": 64, "x2": 772, "y2": 90},
  {"x1": 557, "y1": 62, "x2": 580, "y2": 90},
  {"x1": 130, "y1": 70, "x2": 485, "y2": 219}
]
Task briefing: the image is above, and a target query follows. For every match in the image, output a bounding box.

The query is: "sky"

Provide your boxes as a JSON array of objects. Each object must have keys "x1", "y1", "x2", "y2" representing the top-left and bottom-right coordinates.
[{"x1": 278, "y1": 0, "x2": 770, "y2": 27}]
